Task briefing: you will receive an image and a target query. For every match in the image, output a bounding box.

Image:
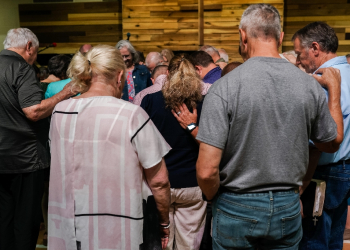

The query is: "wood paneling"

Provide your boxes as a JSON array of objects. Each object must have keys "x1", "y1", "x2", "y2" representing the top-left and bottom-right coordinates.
[
  {"x1": 19, "y1": 2, "x2": 122, "y2": 54},
  {"x1": 283, "y1": 0, "x2": 350, "y2": 56},
  {"x1": 123, "y1": 0, "x2": 284, "y2": 62}
]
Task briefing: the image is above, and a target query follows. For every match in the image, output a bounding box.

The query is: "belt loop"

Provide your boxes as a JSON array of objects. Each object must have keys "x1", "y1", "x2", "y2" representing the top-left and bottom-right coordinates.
[
  {"x1": 269, "y1": 191, "x2": 273, "y2": 201},
  {"x1": 343, "y1": 160, "x2": 346, "y2": 170}
]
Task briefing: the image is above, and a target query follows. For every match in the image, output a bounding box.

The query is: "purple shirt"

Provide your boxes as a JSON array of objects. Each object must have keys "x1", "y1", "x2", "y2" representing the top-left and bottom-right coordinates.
[{"x1": 203, "y1": 66, "x2": 222, "y2": 84}]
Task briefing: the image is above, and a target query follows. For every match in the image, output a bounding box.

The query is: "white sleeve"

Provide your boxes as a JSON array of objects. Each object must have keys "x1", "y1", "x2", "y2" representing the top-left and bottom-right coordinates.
[{"x1": 130, "y1": 107, "x2": 171, "y2": 169}]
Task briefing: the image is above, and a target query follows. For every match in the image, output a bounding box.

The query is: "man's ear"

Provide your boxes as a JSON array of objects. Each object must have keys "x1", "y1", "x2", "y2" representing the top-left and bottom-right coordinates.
[
  {"x1": 278, "y1": 32, "x2": 284, "y2": 48},
  {"x1": 26, "y1": 41, "x2": 33, "y2": 55},
  {"x1": 239, "y1": 29, "x2": 247, "y2": 47},
  {"x1": 117, "y1": 70, "x2": 124, "y2": 83},
  {"x1": 311, "y1": 42, "x2": 320, "y2": 56}
]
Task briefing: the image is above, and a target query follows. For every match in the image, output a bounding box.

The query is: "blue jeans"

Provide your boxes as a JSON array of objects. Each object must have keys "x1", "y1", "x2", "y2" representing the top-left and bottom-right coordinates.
[
  {"x1": 212, "y1": 189, "x2": 302, "y2": 250},
  {"x1": 299, "y1": 162, "x2": 350, "y2": 250}
]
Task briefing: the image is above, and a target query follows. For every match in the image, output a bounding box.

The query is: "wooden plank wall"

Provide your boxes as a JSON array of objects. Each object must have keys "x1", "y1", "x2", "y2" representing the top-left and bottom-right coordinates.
[
  {"x1": 123, "y1": 0, "x2": 284, "y2": 62},
  {"x1": 283, "y1": 0, "x2": 350, "y2": 56},
  {"x1": 19, "y1": 2, "x2": 122, "y2": 54}
]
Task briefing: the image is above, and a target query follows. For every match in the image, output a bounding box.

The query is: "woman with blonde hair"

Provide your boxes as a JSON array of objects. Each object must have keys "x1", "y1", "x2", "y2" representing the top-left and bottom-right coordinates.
[
  {"x1": 140, "y1": 54, "x2": 209, "y2": 250},
  {"x1": 48, "y1": 45, "x2": 171, "y2": 249}
]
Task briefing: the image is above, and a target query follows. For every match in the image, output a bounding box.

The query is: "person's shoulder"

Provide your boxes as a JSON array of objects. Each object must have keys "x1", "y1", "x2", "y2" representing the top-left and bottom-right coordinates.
[{"x1": 134, "y1": 64, "x2": 149, "y2": 72}]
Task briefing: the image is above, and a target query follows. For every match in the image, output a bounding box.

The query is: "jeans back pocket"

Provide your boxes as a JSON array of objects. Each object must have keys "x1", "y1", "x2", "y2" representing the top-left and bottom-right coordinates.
[
  {"x1": 281, "y1": 210, "x2": 302, "y2": 245},
  {"x1": 215, "y1": 208, "x2": 258, "y2": 249}
]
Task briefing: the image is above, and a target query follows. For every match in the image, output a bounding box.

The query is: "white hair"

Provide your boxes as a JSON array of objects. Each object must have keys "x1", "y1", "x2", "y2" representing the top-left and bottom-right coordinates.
[
  {"x1": 145, "y1": 52, "x2": 163, "y2": 67},
  {"x1": 218, "y1": 49, "x2": 229, "y2": 63},
  {"x1": 115, "y1": 40, "x2": 139, "y2": 64},
  {"x1": 199, "y1": 45, "x2": 220, "y2": 58},
  {"x1": 239, "y1": 4, "x2": 281, "y2": 41},
  {"x1": 3, "y1": 28, "x2": 39, "y2": 50}
]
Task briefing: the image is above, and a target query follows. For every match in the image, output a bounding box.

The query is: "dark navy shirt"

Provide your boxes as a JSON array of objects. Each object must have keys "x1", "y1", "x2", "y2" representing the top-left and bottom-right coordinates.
[
  {"x1": 140, "y1": 91, "x2": 204, "y2": 188},
  {"x1": 203, "y1": 66, "x2": 222, "y2": 84}
]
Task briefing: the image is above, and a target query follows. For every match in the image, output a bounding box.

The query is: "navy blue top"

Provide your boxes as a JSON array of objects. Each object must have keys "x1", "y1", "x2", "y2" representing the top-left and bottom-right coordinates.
[
  {"x1": 140, "y1": 91, "x2": 204, "y2": 188},
  {"x1": 122, "y1": 64, "x2": 152, "y2": 101},
  {"x1": 203, "y1": 66, "x2": 222, "y2": 84}
]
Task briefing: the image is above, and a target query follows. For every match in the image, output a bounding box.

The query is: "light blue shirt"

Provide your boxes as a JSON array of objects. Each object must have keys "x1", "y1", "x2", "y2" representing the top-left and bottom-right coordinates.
[
  {"x1": 316, "y1": 56, "x2": 350, "y2": 165},
  {"x1": 45, "y1": 78, "x2": 71, "y2": 99}
]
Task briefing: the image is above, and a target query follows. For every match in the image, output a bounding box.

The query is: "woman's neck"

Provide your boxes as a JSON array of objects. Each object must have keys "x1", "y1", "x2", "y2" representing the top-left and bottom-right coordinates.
[
  {"x1": 42, "y1": 74, "x2": 61, "y2": 83},
  {"x1": 74, "y1": 80, "x2": 120, "y2": 99}
]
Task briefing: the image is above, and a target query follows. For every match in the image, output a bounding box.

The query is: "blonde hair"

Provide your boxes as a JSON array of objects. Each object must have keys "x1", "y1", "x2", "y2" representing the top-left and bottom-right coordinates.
[
  {"x1": 160, "y1": 49, "x2": 174, "y2": 63},
  {"x1": 68, "y1": 45, "x2": 126, "y2": 93},
  {"x1": 162, "y1": 54, "x2": 202, "y2": 110}
]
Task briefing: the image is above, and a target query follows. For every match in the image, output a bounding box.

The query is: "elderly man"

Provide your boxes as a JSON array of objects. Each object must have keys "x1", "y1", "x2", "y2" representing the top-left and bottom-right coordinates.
[
  {"x1": 0, "y1": 28, "x2": 77, "y2": 250},
  {"x1": 218, "y1": 48, "x2": 229, "y2": 63},
  {"x1": 199, "y1": 45, "x2": 227, "y2": 69},
  {"x1": 145, "y1": 51, "x2": 164, "y2": 73},
  {"x1": 190, "y1": 51, "x2": 222, "y2": 84},
  {"x1": 116, "y1": 40, "x2": 152, "y2": 102},
  {"x1": 292, "y1": 22, "x2": 350, "y2": 250},
  {"x1": 196, "y1": 4, "x2": 343, "y2": 250}
]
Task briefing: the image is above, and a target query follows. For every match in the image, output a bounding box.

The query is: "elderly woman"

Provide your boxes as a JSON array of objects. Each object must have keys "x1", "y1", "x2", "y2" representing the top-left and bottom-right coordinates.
[
  {"x1": 116, "y1": 40, "x2": 152, "y2": 102},
  {"x1": 140, "y1": 54, "x2": 209, "y2": 250},
  {"x1": 48, "y1": 45, "x2": 171, "y2": 249}
]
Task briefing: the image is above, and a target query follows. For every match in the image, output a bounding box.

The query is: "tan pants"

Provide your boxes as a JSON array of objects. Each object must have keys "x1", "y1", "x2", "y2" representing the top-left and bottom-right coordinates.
[{"x1": 166, "y1": 186, "x2": 207, "y2": 250}]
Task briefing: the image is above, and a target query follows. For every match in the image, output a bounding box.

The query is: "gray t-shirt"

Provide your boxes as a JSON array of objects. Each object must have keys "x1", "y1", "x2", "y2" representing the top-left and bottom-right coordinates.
[{"x1": 197, "y1": 57, "x2": 337, "y2": 192}]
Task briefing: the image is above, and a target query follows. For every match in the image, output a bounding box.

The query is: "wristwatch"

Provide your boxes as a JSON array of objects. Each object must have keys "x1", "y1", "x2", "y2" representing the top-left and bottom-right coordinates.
[{"x1": 186, "y1": 123, "x2": 197, "y2": 133}]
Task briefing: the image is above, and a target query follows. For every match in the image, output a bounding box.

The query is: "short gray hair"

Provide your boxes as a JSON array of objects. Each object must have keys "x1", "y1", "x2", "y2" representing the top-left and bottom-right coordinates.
[
  {"x1": 199, "y1": 45, "x2": 220, "y2": 58},
  {"x1": 239, "y1": 4, "x2": 281, "y2": 41},
  {"x1": 218, "y1": 49, "x2": 229, "y2": 63},
  {"x1": 116, "y1": 40, "x2": 139, "y2": 64},
  {"x1": 3, "y1": 28, "x2": 39, "y2": 49}
]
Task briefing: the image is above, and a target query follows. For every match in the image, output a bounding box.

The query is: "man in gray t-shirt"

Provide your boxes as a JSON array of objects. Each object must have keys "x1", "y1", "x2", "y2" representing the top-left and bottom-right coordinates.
[{"x1": 196, "y1": 4, "x2": 343, "y2": 250}]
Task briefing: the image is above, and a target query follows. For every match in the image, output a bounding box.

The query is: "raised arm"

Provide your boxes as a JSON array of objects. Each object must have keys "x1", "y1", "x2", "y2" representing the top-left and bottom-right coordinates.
[
  {"x1": 313, "y1": 67, "x2": 343, "y2": 153},
  {"x1": 23, "y1": 82, "x2": 78, "y2": 122},
  {"x1": 144, "y1": 158, "x2": 171, "y2": 249}
]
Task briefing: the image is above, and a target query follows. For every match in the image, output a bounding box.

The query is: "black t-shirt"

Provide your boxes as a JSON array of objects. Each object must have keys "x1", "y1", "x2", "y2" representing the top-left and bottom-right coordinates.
[
  {"x1": 0, "y1": 50, "x2": 50, "y2": 173},
  {"x1": 140, "y1": 90, "x2": 203, "y2": 188}
]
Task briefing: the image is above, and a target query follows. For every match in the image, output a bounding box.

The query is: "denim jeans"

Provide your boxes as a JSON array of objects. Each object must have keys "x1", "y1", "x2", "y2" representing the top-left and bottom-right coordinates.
[
  {"x1": 212, "y1": 189, "x2": 302, "y2": 250},
  {"x1": 299, "y1": 162, "x2": 350, "y2": 250}
]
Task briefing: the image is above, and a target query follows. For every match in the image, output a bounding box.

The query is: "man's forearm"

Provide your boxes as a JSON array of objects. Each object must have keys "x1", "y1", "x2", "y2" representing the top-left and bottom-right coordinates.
[
  {"x1": 197, "y1": 169, "x2": 220, "y2": 201},
  {"x1": 300, "y1": 146, "x2": 322, "y2": 195},
  {"x1": 196, "y1": 143, "x2": 223, "y2": 201},
  {"x1": 327, "y1": 83, "x2": 343, "y2": 146},
  {"x1": 23, "y1": 87, "x2": 72, "y2": 121}
]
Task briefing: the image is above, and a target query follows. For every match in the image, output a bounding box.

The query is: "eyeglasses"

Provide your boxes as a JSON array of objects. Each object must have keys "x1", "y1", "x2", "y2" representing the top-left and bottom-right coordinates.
[{"x1": 122, "y1": 54, "x2": 131, "y2": 59}]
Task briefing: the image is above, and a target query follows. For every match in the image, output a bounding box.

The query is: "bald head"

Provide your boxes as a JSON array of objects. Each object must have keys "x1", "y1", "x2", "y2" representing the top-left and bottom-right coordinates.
[
  {"x1": 145, "y1": 52, "x2": 164, "y2": 73},
  {"x1": 79, "y1": 44, "x2": 92, "y2": 54}
]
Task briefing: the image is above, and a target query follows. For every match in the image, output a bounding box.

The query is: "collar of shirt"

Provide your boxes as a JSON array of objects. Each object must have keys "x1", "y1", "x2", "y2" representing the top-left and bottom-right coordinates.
[
  {"x1": 0, "y1": 49, "x2": 26, "y2": 62},
  {"x1": 203, "y1": 66, "x2": 222, "y2": 84},
  {"x1": 154, "y1": 74, "x2": 167, "y2": 86},
  {"x1": 313, "y1": 56, "x2": 348, "y2": 74}
]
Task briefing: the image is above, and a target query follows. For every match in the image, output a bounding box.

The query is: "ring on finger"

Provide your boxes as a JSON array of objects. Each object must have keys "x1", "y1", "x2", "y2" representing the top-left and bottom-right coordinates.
[{"x1": 177, "y1": 112, "x2": 181, "y2": 115}]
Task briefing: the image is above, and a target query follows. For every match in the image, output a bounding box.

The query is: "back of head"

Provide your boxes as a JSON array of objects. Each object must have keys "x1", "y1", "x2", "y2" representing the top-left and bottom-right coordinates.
[
  {"x1": 190, "y1": 51, "x2": 214, "y2": 67},
  {"x1": 162, "y1": 54, "x2": 202, "y2": 110},
  {"x1": 239, "y1": 4, "x2": 281, "y2": 41},
  {"x1": 221, "y1": 62, "x2": 242, "y2": 77},
  {"x1": 79, "y1": 44, "x2": 93, "y2": 55},
  {"x1": 116, "y1": 40, "x2": 139, "y2": 64},
  {"x1": 137, "y1": 51, "x2": 145, "y2": 64},
  {"x1": 218, "y1": 49, "x2": 229, "y2": 63},
  {"x1": 199, "y1": 45, "x2": 220, "y2": 59},
  {"x1": 151, "y1": 65, "x2": 168, "y2": 79},
  {"x1": 3, "y1": 28, "x2": 39, "y2": 49},
  {"x1": 68, "y1": 45, "x2": 126, "y2": 93},
  {"x1": 39, "y1": 66, "x2": 49, "y2": 80},
  {"x1": 292, "y1": 22, "x2": 338, "y2": 53},
  {"x1": 146, "y1": 52, "x2": 163, "y2": 67},
  {"x1": 161, "y1": 49, "x2": 174, "y2": 62},
  {"x1": 48, "y1": 54, "x2": 71, "y2": 79}
]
